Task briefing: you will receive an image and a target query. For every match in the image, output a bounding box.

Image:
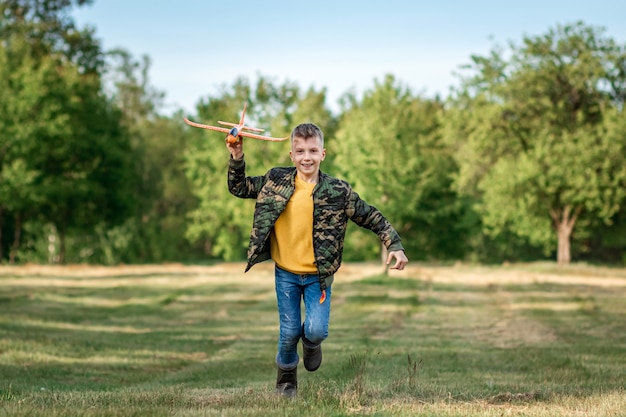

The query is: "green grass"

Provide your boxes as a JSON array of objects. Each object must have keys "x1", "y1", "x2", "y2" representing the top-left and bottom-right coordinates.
[{"x1": 0, "y1": 262, "x2": 625, "y2": 416}]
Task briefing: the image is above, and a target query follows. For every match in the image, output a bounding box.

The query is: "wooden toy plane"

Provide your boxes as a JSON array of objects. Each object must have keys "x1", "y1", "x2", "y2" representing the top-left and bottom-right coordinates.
[{"x1": 184, "y1": 103, "x2": 289, "y2": 143}]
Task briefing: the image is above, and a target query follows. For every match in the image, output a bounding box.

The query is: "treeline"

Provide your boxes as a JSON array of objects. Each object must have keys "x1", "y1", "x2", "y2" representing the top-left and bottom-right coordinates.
[{"x1": 1, "y1": 1, "x2": 625, "y2": 266}]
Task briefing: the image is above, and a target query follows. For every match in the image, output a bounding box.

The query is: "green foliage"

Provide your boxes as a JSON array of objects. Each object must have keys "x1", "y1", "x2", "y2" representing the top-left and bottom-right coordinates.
[
  {"x1": 184, "y1": 93, "x2": 257, "y2": 261},
  {"x1": 0, "y1": 160, "x2": 41, "y2": 213},
  {"x1": 0, "y1": 38, "x2": 66, "y2": 206},
  {"x1": 41, "y1": 48, "x2": 200, "y2": 265},
  {"x1": 33, "y1": 66, "x2": 135, "y2": 259},
  {"x1": 333, "y1": 75, "x2": 467, "y2": 261}
]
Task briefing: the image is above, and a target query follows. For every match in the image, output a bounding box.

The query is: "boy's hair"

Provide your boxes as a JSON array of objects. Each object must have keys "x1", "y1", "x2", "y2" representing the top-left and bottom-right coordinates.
[{"x1": 290, "y1": 123, "x2": 324, "y2": 146}]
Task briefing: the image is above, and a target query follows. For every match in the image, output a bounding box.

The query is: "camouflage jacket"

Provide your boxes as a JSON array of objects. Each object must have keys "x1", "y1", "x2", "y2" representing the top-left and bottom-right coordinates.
[{"x1": 228, "y1": 157, "x2": 404, "y2": 289}]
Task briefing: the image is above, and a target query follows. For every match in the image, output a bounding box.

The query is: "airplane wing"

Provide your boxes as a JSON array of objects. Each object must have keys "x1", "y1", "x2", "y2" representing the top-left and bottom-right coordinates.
[
  {"x1": 185, "y1": 118, "x2": 288, "y2": 141},
  {"x1": 239, "y1": 131, "x2": 290, "y2": 142},
  {"x1": 218, "y1": 121, "x2": 265, "y2": 133},
  {"x1": 184, "y1": 118, "x2": 231, "y2": 134}
]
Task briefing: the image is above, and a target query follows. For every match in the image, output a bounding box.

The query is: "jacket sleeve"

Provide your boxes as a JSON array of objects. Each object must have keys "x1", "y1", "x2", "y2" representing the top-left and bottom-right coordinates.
[
  {"x1": 227, "y1": 157, "x2": 266, "y2": 199},
  {"x1": 346, "y1": 187, "x2": 405, "y2": 252}
]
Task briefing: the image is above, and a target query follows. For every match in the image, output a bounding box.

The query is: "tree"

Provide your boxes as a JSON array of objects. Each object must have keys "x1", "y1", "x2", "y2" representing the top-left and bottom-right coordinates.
[
  {"x1": 0, "y1": 0, "x2": 102, "y2": 74},
  {"x1": 333, "y1": 75, "x2": 465, "y2": 262},
  {"x1": 34, "y1": 67, "x2": 134, "y2": 263},
  {"x1": 0, "y1": 39, "x2": 48, "y2": 262},
  {"x1": 444, "y1": 22, "x2": 626, "y2": 263},
  {"x1": 184, "y1": 81, "x2": 256, "y2": 261},
  {"x1": 0, "y1": 0, "x2": 134, "y2": 263},
  {"x1": 87, "y1": 48, "x2": 201, "y2": 264}
]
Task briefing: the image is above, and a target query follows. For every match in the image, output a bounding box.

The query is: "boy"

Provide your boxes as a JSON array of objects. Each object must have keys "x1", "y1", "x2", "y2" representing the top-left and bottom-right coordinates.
[{"x1": 226, "y1": 122, "x2": 408, "y2": 397}]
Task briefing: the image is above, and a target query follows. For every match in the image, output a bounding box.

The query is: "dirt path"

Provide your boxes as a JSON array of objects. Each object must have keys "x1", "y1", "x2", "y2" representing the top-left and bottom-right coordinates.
[
  {"x1": 391, "y1": 264, "x2": 626, "y2": 287},
  {"x1": 2, "y1": 261, "x2": 626, "y2": 289}
]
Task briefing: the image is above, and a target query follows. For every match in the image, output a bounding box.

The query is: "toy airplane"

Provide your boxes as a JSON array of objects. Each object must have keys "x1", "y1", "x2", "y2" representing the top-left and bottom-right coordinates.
[{"x1": 184, "y1": 103, "x2": 289, "y2": 143}]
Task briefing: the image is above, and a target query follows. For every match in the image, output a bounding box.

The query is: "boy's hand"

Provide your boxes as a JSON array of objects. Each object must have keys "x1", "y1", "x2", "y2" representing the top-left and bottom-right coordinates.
[
  {"x1": 226, "y1": 136, "x2": 244, "y2": 159},
  {"x1": 387, "y1": 250, "x2": 408, "y2": 270}
]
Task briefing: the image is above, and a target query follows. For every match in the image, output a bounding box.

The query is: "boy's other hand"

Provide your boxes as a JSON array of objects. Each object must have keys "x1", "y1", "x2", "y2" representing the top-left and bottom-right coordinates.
[
  {"x1": 387, "y1": 250, "x2": 408, "y2": 270},
  {"x1": 226, "y1": 136, "x2": 244, "y2": 160}
]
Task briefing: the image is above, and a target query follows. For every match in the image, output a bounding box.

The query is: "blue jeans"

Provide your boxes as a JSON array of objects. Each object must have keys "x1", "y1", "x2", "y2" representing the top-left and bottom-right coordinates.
[{"x1": 274, "y1": 265, "x2": 332, "y2": 368}]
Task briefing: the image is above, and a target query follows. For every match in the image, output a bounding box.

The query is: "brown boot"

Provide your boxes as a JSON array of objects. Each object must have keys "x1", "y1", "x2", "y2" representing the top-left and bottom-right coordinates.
[
  {"x1": 275, "y1": 365, "x2": 297, "y2": 398},
  {"x1": 302, "y1": 337, "x2": 322, "y2": 372}
]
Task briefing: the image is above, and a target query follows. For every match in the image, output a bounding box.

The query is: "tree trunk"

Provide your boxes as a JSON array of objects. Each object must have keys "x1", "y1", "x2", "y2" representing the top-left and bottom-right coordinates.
[
  {"x1": 381, "y1": 242, "x2": 390, "y2": 275},
  {"x1": 9, "y1": 212, "x2": 22, "y2": 264},
  {"x1": 0, "y1": 206, "x2": 3, "y2": 260},
  {"x1": 58, "y1": 227, "x2": 66, "y2": 264},
  {"x1": 550, "y1": 205, "x2": 582, "y2": 265},
  {"x1": 557, "y1": 226, "x2": 571, "y2": 264}
]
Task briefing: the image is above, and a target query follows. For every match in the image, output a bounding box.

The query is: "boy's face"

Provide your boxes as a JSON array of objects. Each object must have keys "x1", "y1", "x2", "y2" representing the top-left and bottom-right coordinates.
[{"x1": 290, "y1": 135, "x2": 326, "y2": 182}]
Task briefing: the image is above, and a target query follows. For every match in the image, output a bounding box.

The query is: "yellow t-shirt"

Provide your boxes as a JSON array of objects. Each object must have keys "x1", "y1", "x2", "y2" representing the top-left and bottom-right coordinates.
[{"x1": 270, "y1": 175, "x2": 317, "y2": 274}]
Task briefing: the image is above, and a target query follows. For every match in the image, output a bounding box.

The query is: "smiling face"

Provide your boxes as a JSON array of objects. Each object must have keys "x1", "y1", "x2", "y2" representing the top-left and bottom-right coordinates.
[{"x1": 290, "y1": 134, "x2": 326, "y2": 183}]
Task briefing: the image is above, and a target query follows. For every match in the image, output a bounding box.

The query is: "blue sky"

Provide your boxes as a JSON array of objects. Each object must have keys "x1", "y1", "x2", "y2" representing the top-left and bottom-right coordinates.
[{"x1": 72, "y1": 1, "x2": 626, "y2": 115}]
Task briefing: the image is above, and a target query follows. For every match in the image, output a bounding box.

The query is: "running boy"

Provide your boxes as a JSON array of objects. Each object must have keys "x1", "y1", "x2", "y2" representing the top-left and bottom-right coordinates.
[{"x1": 226, "y1": 122, "x2": 408, "y2": 397}]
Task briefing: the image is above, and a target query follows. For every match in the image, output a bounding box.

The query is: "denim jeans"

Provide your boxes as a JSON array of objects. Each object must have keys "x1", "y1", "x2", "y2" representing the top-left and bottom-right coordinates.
[{"x1": 274, "y1": 265, "x2": 332, "y2": 368}]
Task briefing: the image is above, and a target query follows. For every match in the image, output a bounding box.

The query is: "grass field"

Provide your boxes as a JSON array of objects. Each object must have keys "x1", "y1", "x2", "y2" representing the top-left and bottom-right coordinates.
[{"x1": 1, "y1": 261, "x2": 625, "y2": 416}]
